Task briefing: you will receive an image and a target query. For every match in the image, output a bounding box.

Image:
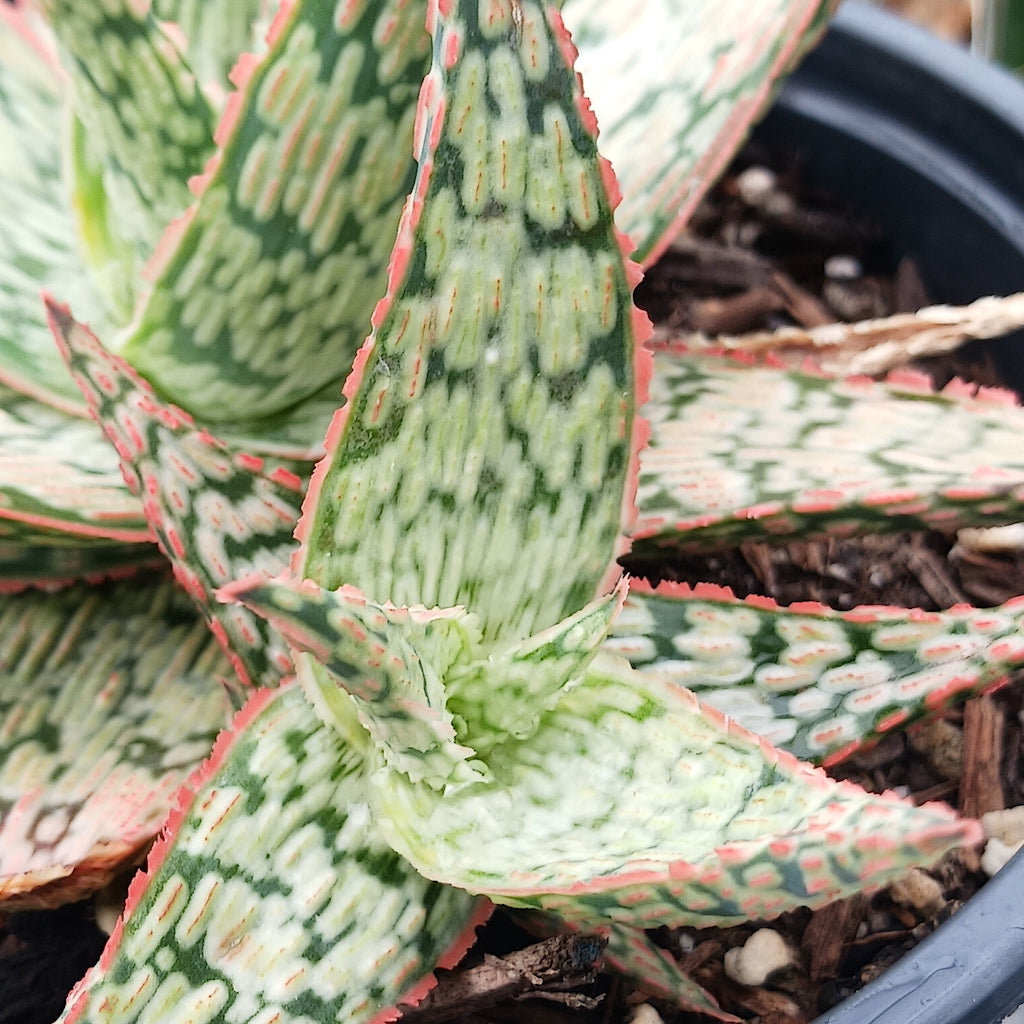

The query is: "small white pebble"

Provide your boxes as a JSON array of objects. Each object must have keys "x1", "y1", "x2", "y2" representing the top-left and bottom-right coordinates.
[
  {"x1": 981, "y1": 805, "x2": 1024, "y2": 845},
  {"x1": 94, "y1": 889, "x2": 125, "y2": 936},
  {"x1": 723, "y1": 928, "x2": 795, "y2": 987},
  {"x1": 824, "y1": 254, "x2": 863, "y2": 280},
  {"x1": 735, "y1": 165, "x2": 777, "y2": 206},
  {"x1": 957, "y1": 523, "x2": 1024, "y2": 554},
  {"x1": 888, "y1": 869, "x2": 944, "y2": 918},
  {"x1": 982, "y1": 835, "x2": 1024, "y2": 877},
  {"x1": 629, "y1": 1004, "x2": 665, "y2": 1024}
]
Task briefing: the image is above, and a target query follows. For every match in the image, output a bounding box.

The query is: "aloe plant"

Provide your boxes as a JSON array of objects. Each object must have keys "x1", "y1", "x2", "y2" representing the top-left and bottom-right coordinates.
[{"x1": 1, "y1": 0, "x2": 1021, "y2": 1019}]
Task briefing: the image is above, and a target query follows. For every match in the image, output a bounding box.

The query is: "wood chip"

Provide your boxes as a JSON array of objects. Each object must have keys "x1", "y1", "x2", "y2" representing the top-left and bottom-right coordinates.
[
  {"x1": 399, "y1": 933, "x2": 606, "y2": 1024},
  {"x1": 771, "y1": 271, "x2": 837, "y2": 328},
  {"x1": 692, "y1": 286, "x2": 787, "y2": 334},
  {"x1": 800, "y1": 893, "x2": 871, "y2": 982},
  {"x1": 664, "y1": 235, "x2": 776, "y2": 290},
  {"x1": 900, "y1": 535, "x2": 966, "y2": 609},
  {"x1": 959, "y1": 696, "x2": 1006, "y2": 820}
]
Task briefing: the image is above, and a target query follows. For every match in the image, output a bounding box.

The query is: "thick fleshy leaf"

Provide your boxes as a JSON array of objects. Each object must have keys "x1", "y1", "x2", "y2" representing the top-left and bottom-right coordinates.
[
  {"x1": 603, "y1": 924, "x2": 737, "y2": 1022},
  {"x1": 120, "y1": 0, "x2": 431, "y2": 428},
  {"x1": 150, "y1": 0, "x2": 272, "y2": 99},
  {"x1": 445, "y1": 583, "x2": 627, "y2": 753},
  {"x1": 634, "y1": 351, "x2": 1024, "y2": 552},
  {"x1": 49, "y1": 302, "x2": 304, "y2": 691},
  {"x1": 565, "y1": 0, "x2": 837, "y2": 264},
  {"x1": 223, "y1": 577, "x2": 626, "y2": 782},
  {"x1": 0, "y1": 380, "x2": 150, "y2": 547},
  {"x1": 297, "y1": 0, "x2": 650, "y2": 642},
  {"x1": 611, "y1": 581, "x2": 1024, "y2": 765},
  {"x1": 58, "y1": 684, "x2": 489, "y2": 1024},
  {"x1": 39, "y1": 0, "x2": 214, "y2": 321},
  {"x1": 0, "y1": 541, "x2": 163, "y2": 593},
  {"x1": 371, "y1": 651, "x2": 978, "y2": 929},
  {"x1": 0, "y1": 4, "x2": 101, "y2": 412},
  {"x1": 222, "y1": 577, "x2": 486, "y2": 789},
  {"x1": 0, "y1": 573, "x2": 229, "y2": 909}
]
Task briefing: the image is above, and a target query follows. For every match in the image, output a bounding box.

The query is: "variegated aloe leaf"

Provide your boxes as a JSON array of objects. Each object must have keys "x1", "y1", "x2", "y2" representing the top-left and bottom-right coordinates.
[
  {"x1": 220, "y1": 576, "x2": 626, "y2": 784},
  {"x1": 0, "y1": 3, "x2": 101, "y2": 412},
  {"x1": 37, "y1": 0, "x2": 215, "y2": 322},
  {"x1": 634, "y1": 350, "x2": 1024, "y2": 553},
  {"x1": 603, "y1": 924, "x2": 737, "y2": 1022},
  {"x1": 564, "y1": 0, "x2": 837, "y2": 264},
  {"x1": 297, "y1": 0, "x2": 650, "y2": 642},
  {"x1": 611, "y1": 581, "x2": 1024, "y2": 765},
  {"x1": 372, "y1": 649, "x2": 977, "y2": 929},
  {"x1": 58, "y1": 684, "x2": 489, "y2": 1024},
  {"x1": 230, "y1": 576, "x2": 978, "y2": 931},
  {"x1": 117, "y1": 0, "x2": 431, "y2": 432},
  {"x1": 48, "y1": 302, "x2": 304, "y2": 691},
  {"x1": 0, "y1": 540, "x2": 163, "y2": 593},
  {"x1": 0, "y1": 572, "x2": 229, "y2": 910},
  {"x1": 0, "y1": 380, "x2": 150, "y2": 547},
  {"x1": 445, "y1": 582, "x2": 628, "y2": 754},
  {"x1": 150, "y1": 0, "x2": 273, "y2": 100},
  {"x1": 222, "y1": 576, "x2": 488, "y2": 789}
]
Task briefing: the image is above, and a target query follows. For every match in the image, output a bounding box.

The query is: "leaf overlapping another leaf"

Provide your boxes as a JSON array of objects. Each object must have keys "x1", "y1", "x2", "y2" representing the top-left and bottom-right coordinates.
[
  {"x1": 296, "y1": 0, "x2": 650, "y2": 641},
  {"x1": 39, "y1": 0, "x2": 216, "y2": 323},
  {"x1": 121, "y1": 0, "x2": 432, "y2": 433},
  {"x1": 635, "y1": 351, "x2": 1024, "y2": 551},
  {"x1": 0, "y1": 574, "x2": 229, "y2": 910},
  {"x1": 226, "y1": 576, "x2": 978, "y2": 935},
  {"x1": 564, "y1": 0, "x2": 838, "y2": 264},
  {"x1": 49, "y1": 303, "x2": 305, "y2": 692},
  {"x1": 614, "y1": 581, "x2": 1024, "y2": 764},
  {"x1": 58, "y1": 684, "x2": 489, "y2": 1024}
]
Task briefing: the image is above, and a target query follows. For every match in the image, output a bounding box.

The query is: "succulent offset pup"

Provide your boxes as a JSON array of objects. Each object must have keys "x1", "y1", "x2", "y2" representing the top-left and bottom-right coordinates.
[{"x1": 3, "y1": 0, "x2": 1024, "y2": 1020}]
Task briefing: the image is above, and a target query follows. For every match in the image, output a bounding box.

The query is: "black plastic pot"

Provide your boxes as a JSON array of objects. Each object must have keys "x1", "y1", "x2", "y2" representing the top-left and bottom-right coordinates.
[
  {"x1": 756, "y1": 0, "x2": 1024, "y2": 384},
  {"x1": 750, "y1": 5, "x2": 1024, "y2": 1023}
]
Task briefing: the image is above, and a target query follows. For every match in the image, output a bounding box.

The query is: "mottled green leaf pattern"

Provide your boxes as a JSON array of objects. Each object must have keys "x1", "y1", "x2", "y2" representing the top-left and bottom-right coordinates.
[
  {"x1": 0, "y1": 380, "x2": 149, "y2": 547},
  {"x1": 298, "y1": 0, "x2": 648, "y2": 642},
  {"x1": 38, "y1": 0, "x2": 214, "y2": 321},
  {"x1": 0, "y1": 6, "x2": 102, "y2": 412},
  {"x1": 150, "y1": 0, "x2": 272, "y2": 98},
  {"x1": 611, "y1": 582, "x2": 1024, "y2": 765},
  {"x1": 602, "y1": 924, "x2": 737, "y2": 1021},
  {"x1": 230, "y1": 580, "x2": 977, "y2": 956},
  {"x1": 635, "y1": 352, "x2": 1024, "y2": 552},
  {"x1": 50, "y1": 303, "x2": 304, "y2": 691},
  {"x1": 372, "y1": 650, "x2": 976, "y2": 928},
  {"x1": 224, "y1": 577, "x2": 626, "y2": 782},
  {"x1": 0, "y1": 540, "x2": 163, "y2": 593},
  {"x1": 121, "y1": 0, "x2": 431, "y2": 427},
  {"x1": 565, "y1": 0, "x2": 837, "y2": 264},
  {"x1": 0, "y1": 0, "x2": 996, "y2": 1014},
  {"x1": 0, "y1": 573, "x2": 229, "y2": 909},
  {"x1": 58, "y1": 684, "x2": 488, "y2": 1024},
  {"x1": 445, "y1": 584, "x2": 627, "y2": 755},
  {"x1": 222, "y1": 577, "x2": 487, "y2": 789}
]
